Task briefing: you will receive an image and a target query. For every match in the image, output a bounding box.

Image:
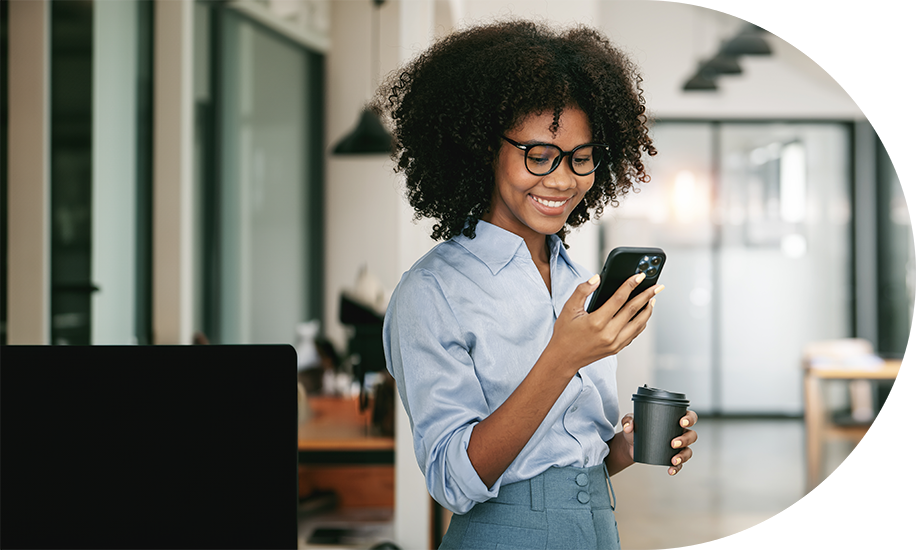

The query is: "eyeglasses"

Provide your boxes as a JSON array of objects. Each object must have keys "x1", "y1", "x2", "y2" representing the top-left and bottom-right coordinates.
[{"x1": 501, "y1": 135, "x2": 609, "y2": 177}]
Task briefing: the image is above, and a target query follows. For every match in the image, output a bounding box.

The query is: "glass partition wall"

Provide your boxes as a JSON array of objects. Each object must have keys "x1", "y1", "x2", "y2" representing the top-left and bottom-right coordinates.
[
  {"x1": 194, "y1": 3, "x2": 324, "y2": 345},
  {"x1": 716, "y1": 124, "x2": 853, "y2": 414},
  {"x1": 606, "y1": 121, "x2": 907, "y2": 416},
  {"x1": 46, "y1": 0, "x2": 153, "y2": 345}
]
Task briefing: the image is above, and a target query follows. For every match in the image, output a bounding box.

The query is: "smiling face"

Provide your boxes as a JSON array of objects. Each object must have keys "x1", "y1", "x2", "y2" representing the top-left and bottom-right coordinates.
[{"x1": 483, "y1": 106, "x2": 596, "y2": 257}]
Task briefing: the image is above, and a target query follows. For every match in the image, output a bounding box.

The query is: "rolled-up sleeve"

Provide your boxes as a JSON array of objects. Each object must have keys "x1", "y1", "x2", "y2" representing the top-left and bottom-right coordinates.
[{"x1": 383, "y1": 268, "x2": 500, "y2": 514}]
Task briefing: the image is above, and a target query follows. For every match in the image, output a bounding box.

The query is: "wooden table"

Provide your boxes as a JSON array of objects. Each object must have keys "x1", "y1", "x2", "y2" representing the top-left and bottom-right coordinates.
[
  {"x1": 298, "y1": 395, "x2": 395, "y2": 509},
  {"x1": 804, "y1": 358, "x2": 900, "y2": 491}
]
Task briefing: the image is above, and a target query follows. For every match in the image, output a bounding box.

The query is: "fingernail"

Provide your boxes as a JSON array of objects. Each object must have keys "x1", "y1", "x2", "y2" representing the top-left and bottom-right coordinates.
[
  {"x1": 650, "y1": 298, "x2": 656, "y2": 308},
  {"x1": 673, "y1": 457, "x2": 681, "y2": 466},
  {"x1": 588, "y1": 274, "x2": 600, "y2": 285},
  {"x1": 672, "y1": 440, "x2": 682, "y2": 448},
  {"x1": 635, "y1": 273, "x2": 646, "y2": 284},
  {"x1": 623, "y1": 422, "x2": 630, "y2": 430},
  {"x1": 681, "y1": 418, "x2": 689, "y2": 427},
  {"x1": 654, "y1": 285, "x2": 665, "y2": 295},
  {"x1": 669, "y1": 468, "x2": 677, "y2": 476}
]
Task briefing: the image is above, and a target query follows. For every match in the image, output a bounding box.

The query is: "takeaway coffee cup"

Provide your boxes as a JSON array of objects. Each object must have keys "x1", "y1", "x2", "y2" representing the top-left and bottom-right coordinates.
[{"x1": 631, "y1": 385, "x2": 690, "y2": 466}]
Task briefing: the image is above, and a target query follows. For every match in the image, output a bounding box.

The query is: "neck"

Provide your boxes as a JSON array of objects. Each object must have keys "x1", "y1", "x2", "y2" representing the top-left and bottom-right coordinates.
[
  {"x1": 524, "y1": 233, "x2": 550, "y2": 266},
  {"x1": 478, "y1": 214, "x2": 552, "y2": 265}
]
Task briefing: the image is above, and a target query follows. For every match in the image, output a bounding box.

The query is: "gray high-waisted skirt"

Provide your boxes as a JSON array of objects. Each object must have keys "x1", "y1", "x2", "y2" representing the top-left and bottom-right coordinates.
[{"x1": 439, "y1": 464, "x2": 620, "y2": 550}]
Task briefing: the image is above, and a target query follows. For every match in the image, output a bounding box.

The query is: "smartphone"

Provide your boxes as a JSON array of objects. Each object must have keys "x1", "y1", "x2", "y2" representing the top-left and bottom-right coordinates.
[{"x1": 586, "y1": 247, "x2": 666, "y2": 313}]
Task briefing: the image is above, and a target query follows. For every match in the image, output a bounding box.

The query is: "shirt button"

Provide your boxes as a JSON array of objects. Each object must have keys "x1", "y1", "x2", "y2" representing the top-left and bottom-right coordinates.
[
  {"x1": 576, "y1": 473, "x2": 589, "y2": 487},
  {"x1": 577, "y1": 491, "x2": 591, "y2": 504},
  {"x1": 584, "y1": 457, "x2": 589, "y2": 465},
  {"x1": 571, "y1": 406, "x2": 578, "y2": 412}
]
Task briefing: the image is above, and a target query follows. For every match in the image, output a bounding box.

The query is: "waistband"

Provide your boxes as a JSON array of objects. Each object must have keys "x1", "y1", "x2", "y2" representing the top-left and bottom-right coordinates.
[{"x1": 488, "y1": 464, "x2": 615, "y2": 511}]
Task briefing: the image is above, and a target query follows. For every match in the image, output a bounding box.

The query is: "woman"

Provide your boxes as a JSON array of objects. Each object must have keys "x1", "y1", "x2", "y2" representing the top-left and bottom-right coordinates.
[{"x1": 378, "y1": 20, "x2": 698, "y2": 549}]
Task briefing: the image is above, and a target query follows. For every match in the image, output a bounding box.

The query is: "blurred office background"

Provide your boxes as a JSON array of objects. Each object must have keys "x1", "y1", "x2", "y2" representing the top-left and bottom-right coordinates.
[{"x1": 2, "y1": 1, "x2": 912, "y2": 549}]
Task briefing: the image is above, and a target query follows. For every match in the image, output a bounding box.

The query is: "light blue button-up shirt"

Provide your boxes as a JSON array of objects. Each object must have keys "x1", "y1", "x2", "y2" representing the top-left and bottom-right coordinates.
[{"x1": 383, "y1": 220, "x2": 619, "y2": 514}]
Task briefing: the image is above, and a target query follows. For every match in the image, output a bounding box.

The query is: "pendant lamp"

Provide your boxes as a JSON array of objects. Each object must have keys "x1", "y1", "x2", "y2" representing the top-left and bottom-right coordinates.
[
  {"x1": 333, "y1": 108, "x2": 392, "y2": 154},
  {"x1": 682, "y1": 23, "x2": 769, "y2": 92},
  {"x1": 703, "y1": 53, "x2": 742, "y2": 75},
  {"x1": 332, "y1": 0, "x2": 393, "y2": 155},
  {"x1": 683, "y1": 63, "x2": 718, "y2": 91},
  {"x1": 721, "y1": 24, "x2": 771, "y2": 56},
  {"x1": 683, "y1": 71, "x2": 718, "y2": 91}
]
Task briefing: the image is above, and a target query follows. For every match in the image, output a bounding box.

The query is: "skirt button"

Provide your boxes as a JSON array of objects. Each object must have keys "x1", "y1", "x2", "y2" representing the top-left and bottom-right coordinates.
[
  {"x1": 577, "y1": 491, "x2": 591, "y2": 504},
  {"x1": 576, "y1": 473, "x2": 589, "y2": 487}
]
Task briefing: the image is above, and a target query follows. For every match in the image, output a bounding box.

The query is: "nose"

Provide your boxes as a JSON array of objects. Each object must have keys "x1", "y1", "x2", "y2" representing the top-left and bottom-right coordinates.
[{"x1": 542, "y1": 158, "x2": 578, "y2": 191}]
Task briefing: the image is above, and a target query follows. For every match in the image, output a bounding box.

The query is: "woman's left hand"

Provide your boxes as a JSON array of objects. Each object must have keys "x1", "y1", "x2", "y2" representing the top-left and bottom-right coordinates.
[
  {"x1": 667, "y1": 410, "x2": 698, "y2": 475},
  {"x1": 619, "y1": 410, "x2": 699, "y2": 476}
]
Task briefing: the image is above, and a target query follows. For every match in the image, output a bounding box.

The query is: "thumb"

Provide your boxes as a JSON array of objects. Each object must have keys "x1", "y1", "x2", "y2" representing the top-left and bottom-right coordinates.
[{"x1": 570, "y1": 274, "x2": 601, "y2": 311}]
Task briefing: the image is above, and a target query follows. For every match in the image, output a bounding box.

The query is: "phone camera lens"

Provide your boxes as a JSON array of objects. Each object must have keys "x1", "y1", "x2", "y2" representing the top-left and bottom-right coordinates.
[
  {"x1": 638, "y1": 260, "x2": 649, "y2": 271},
  {"x1": 646, "y1": 267, "x2": 658, "y2": 277},
  {"x1": 650, "y1": 256, "x2": 661, "y2": 266}
]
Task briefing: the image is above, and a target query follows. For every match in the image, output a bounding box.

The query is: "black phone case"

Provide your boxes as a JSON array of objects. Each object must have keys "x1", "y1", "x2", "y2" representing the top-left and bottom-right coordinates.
[{"x1": 586, "y1": 247, "x2": 666, "y2": 313}]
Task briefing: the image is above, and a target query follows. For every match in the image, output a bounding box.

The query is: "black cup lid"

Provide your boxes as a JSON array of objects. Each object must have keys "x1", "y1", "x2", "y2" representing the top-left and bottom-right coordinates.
[{"x1": 631, "y1": 384, "x2": 689, "y2": 406}]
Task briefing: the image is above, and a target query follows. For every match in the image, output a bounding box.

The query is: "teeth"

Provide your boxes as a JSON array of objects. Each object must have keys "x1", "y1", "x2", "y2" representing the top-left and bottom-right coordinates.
[{"x1": 534, "y1": 196, "x2": 568, "y2": 208}]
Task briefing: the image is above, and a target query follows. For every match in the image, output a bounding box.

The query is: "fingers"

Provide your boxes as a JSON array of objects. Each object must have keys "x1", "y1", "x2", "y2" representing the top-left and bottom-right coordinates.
[
  {"x1": 597, "y1": 291, "x2": 657, "y2": 351},
  {"x1": 622, "y1": 283, "x2": 664, "y2": 319},
  {"x1": 672, "y1": 427, "x2": 698, "y2": 450},
  {"x1": 609, "y1": 285, "x2": 664, "y2": 335},
  {"x1": 669, "y1": 446, "x2": 693, "y2": 475},
  {"x1": 618, "y1": 415, "x2": 636, "y2": 461},
  {"x1": 679, "y1": 410, "x2": 699, "y2": 429},
  {"x1": 668, "y1": 412, "x2": 699, "y2": 476},
  {"x1": 592, "y1": 272, "x2": 654, "y2": 320}
]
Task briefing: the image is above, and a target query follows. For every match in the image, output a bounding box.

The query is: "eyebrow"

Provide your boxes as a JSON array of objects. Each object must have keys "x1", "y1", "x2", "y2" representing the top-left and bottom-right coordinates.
[{"x1": 504, "y1": 135, "x2": 596, "y2": 148}]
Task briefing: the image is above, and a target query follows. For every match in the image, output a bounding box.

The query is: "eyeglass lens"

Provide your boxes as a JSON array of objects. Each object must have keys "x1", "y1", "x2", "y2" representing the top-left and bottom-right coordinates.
[{"x1": 525, "y1": 144, "x2": 605, "y2": 176}]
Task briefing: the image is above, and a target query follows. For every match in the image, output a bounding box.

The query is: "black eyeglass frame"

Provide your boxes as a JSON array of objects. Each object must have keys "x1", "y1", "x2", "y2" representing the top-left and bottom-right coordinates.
[{"x1": 500, "y1": 135, "x2": 610, "y2": 177}]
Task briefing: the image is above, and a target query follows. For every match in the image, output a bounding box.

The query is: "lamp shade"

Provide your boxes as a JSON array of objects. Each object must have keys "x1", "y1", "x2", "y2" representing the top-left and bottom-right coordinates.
[
  {"x1": 332, "y1": 108, "x2": 393, "y2": 155},
  {"x1": 704, "y1": 53, "x2": 742, "y2": 75},
  {"x1": 722, "y1": 32, "x2": 771, "y2": 56},
  {"x1": 683, "y1": 70, "x2": 717, "y2": 91}
]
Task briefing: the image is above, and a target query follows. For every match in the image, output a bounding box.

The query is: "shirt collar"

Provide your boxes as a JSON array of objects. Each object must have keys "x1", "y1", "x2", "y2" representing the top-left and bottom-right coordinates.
[
  {"x1": 453, "y1": 220, "x2": 574, "y2": 276},
  {"x1": 550, "y1": 233, "x2": 580, "y2": 278}
]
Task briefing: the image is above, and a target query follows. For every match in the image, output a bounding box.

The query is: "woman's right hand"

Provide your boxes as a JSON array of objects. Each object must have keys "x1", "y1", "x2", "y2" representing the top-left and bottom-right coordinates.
[
  {"x1": 467, "y1": 272, "x2": 661, "y2": 488},
  {"x1": 549, "y1": 272, "x2": 663, "y2": 376}
]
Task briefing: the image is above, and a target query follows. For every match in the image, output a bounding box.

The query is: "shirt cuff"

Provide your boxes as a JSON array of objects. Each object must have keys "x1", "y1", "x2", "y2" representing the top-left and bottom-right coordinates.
[{"x1": 444, "y1": 423, "x2": 501, "y2": 507}]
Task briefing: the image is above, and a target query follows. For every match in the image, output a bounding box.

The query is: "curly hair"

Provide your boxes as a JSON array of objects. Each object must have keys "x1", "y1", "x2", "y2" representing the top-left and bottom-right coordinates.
[{"x1": 373, "y1": 19, "x2": 656, "y2": 243}]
